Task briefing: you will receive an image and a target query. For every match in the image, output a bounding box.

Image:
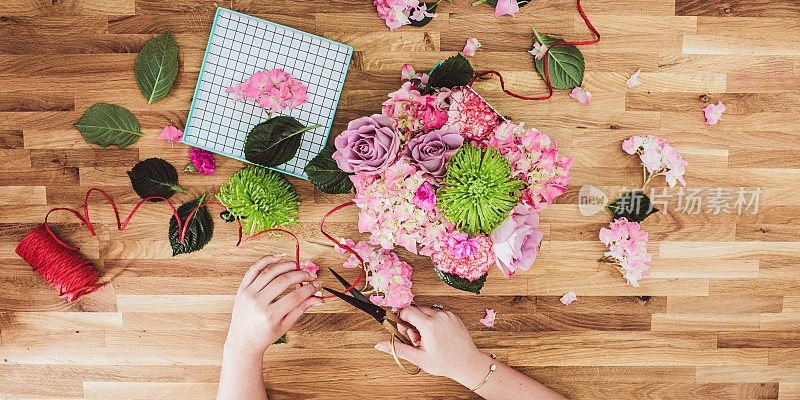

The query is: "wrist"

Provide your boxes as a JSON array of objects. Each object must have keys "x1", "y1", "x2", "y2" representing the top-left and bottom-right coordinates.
[
  {"x1": 448, "y1": 350, "x2": 494, "y2": 388},
  {"x1": 223, "y1": 338, "x2": 265, "y2": 361}
]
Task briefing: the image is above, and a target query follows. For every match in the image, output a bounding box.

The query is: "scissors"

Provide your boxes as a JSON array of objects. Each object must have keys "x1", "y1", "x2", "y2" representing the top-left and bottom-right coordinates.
[{"x1": 323, "y1": 268, "x2": 421, "y2": 374}]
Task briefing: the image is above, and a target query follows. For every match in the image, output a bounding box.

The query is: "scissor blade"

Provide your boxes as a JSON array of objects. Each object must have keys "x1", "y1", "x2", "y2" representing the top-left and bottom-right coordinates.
[
  {"x1": 327, "y1": 267, "x2": 369, "y2": 303},
  {"x1": 323, "y1": 286, "x2": 386, "y2": 323}
]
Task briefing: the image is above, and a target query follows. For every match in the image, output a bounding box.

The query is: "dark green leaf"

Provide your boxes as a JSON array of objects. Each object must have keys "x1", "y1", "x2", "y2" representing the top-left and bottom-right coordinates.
[
  {"x1": 434, "y1": 268, "x2": 486, "y2": 294},
  {"x1": 169, "y1": 196, "x2": 214, "y2": 256},
  {"x1": 479, "y1": 0, "x2": 530, "y2": 8},
  {"x1": 244, "y1": 116, "x2": 321, "y2": 168},
  {"x1": 135, "y1": 31, "x2": 179, "y2": 104},
  {"x1": 127, "y1": 158, "x2": 185, "y2": 202},
  {"x1": 409, "y1": 2, "x2": 438, "y2": 27},
  {"x1": 426, "y1": 54, "x2": 474, "y2": 91},
  {"x1": 274, "y1": 334, "x2": 287, "y2": 345},
  {"x1": 607, "y1": 191, "x2": 659, "y2": 223},
  {"x1": 532, "y1": 29, "x2": 585, "y2": 90},
  {"x1": 74, "y1": 103, "x2": 143, "y2": 148},
  {"x1": 304, "y1": 145, "x2": 354, "y2": 194}
]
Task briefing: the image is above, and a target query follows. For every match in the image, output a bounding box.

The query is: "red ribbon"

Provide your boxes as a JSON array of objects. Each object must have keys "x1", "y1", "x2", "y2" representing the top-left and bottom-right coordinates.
[{"x1": 469, "y1": 0, "x2": 600, "y2": 100}]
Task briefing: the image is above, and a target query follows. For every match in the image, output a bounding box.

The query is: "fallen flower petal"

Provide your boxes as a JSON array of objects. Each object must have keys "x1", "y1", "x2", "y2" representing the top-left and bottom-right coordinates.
[
  {"x1": 626, "y1": 68, "x2": 642, "y2": 88},
  {"x1": 528, "y1": 42, "x2": 548, "y2": 60},
  {"x1": 560, "y1": 291, "x2": 577, "y2": 305},
  {"x1": 494, "y1": 0, "x2": 519, "y2": 17},
  {"x1": 480, "y1": 308, "x2": 496, "y2": 327},
  {"x1": 702, "y1": 100, "x2": 726, "y2": 125},
  {"x1": 569, "y1": 87, "x2": 591, "y2": 105},
  {"x1": 463, "y1": 37, "x2": 481, "y2": 56},
  {"x1": 157, "y1": 125, "x2": 183, "y2": 143}
]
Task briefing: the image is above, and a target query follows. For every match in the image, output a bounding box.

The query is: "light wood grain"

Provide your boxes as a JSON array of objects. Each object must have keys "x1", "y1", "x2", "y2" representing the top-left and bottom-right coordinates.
[{"x1": 1, "y1": 0, "x2": 798, "y2": 398}]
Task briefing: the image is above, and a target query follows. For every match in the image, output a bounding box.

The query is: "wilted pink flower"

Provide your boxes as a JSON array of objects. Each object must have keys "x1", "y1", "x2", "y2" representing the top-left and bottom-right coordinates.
[
  {"x1": 626, "y1": 68, "x2": 642, "y2": 88},
  {"x1": 560, "y1": 291, "x2": 577, "y2": 305},
  {"x1": 225, "y1": 69, "x2": 308, "y2": 113},
  {"x1": 157, "y1": 125, "x2": 183, "y2": 144},
  {"x1": 463, "y1": 37, "x2": 481, "y2": 56},
  {"x1": 189, "y1": 148, "x2": 215, "y2": 174},
  {"x1": 412, "y1": 181, "x2": 436, "y2": 212},
  {"x1": 490, "y1": 204, "x2": 544, "y2": 278},
  {"x1": 703, "y1": 100, "x2": 725, "y2": 125},
  {"x1": 480, "y1": 309, "x2": 496, "y2": 327},
  {"x1": 599, "y1": 217, "x2": 652, "y2": 287},
  {"x1": 528, "y1": 42, "x2": 548, "y2": 60},
  {"x1": 333, "y1": 114, "x2": 400, "y2": 175},
  {"x1": 494, "y1": 0, "x2": 519, "y2": 17},
  {"x1": 569, "y1": 86, "x2": 591, "y2": 105}
]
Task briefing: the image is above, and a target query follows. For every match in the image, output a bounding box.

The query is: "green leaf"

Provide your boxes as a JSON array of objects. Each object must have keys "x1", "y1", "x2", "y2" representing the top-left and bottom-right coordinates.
[
  {"x1": 607, "y1": 191, "x2": 659, "y2": 223},
  {"x1": 434, "y1": 268, "x2": 487, "y2": 294},
  {"x1": 127, "y1": 157, "x2": 185, "y2": 202},
  {"x1": 244, "y1": 116, "x2": 321, "y2": 168},
  {"x1": 532, "y1": 28, "x2": 585, "y2": 90},
  {"x1": 274, "y1": 334, "x2": 287, "y2": 345},
  {"x1": 409, "y1": 2, "x2": 438, "y2": 27},
  {"x1": 426, "y1": 53, "x2": 474, "y2": 92},
  {"x1": 304, "y1": 145, "x2": 354, "y2": 194},
  {"x1": 135, "y1": 31, "x2": 179, "y2": 104},
  {"x1": 74, "y1": 103, "x2": 143, "y2": 148},
  {"x1": 169, "y1": 195, "x2": 214, "y2": 256}
]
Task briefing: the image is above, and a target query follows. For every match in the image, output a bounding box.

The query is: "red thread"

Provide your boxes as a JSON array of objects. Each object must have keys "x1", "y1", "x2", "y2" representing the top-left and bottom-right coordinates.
[
  {"x1": 17, "y1": 188, "x2": 366, "y2": 301},
  {"x1": 469, "y1": 0, "x2": 600, "y2": 100}
]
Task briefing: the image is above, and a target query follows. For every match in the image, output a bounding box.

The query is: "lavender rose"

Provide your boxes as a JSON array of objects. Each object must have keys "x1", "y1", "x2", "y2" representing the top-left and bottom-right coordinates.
[
  {"x1": 333, "y1": 114, "x2": 400, "y2": 175},
  {"x1": 490, "y1": 204, "x2": 544, "y2": 278},
  {"x1": 401, "y1": 124, "x2": 463, "y2": 181}
]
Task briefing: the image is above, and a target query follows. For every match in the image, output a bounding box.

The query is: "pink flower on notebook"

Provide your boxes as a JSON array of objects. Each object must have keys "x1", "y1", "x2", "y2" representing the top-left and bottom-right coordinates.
[{"x1": 225, "y1": 69, "x2": 308, "y2": 114}]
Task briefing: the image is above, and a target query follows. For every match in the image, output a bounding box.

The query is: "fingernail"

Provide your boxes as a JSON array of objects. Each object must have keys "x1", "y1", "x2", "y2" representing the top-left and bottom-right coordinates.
[
  {"x1": 374, "y1": 344, "x2": 387, "y2": 352},
  {"x1": 312, "y1": 302, "x2": 325, "y2": 307},
  {"x1": 309, "y1": 272, "x2": 317, "y2": 279},
  {"x1": 313, "y1": 282, "x2": 321, "y2": 289}
]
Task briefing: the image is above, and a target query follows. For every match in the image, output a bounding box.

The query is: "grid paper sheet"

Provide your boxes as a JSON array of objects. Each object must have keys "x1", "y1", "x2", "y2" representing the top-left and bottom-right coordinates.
[{"x1": 183, "y1": 8, "x2": 353, "y2": 178}]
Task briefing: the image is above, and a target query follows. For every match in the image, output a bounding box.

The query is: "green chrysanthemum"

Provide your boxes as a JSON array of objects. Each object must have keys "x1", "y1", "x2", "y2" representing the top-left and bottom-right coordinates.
[
  {"x1": 217, "y1": 165, "x2": 299, "y2": 235},
  {"x1": 438, "y1": 144, "x2": 523, "y2": 234}
]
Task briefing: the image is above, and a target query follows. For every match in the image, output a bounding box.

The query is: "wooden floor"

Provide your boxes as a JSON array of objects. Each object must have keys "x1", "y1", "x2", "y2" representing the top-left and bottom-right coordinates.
[{"x1": 2, "y1": 0, "x2": 800, "y2": 398}]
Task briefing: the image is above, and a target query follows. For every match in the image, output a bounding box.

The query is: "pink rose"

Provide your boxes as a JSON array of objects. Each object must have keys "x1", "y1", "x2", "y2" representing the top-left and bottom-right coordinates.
[
  {"x1": 190, "y1": 148, "x2": 215, "y2": 175},
  {"x1": 490, "y1": 204, "x2": 544, "y2": 278},
  {"x1": 333, "y1": 114, "x2": 400, "y2": 175}
]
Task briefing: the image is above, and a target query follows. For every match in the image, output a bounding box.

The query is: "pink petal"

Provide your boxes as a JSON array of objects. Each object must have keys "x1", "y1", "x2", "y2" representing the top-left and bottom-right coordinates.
[
  {"x1": 626, "y1": 69, "x2": 642, "y2": 88},
  {"x1": 569, "y1": 87, "x2": 591, "y2": 105},
  {"x1": 400, "y1": 64, "x2": 415, "y2": 81},
  {"x1": 157, "y1": 125, "x2": 183, "y2": 143},
  {"x1": 479, "y1": 309, "x2": 496, "y2": 327},
  {"x1": 560, "y1": 291, "x2": 577, "y2": 305},
  {"x1": 494, "y1": 0, "x2": 519, "y2": 17},
  {"x1": 702, "y1": 100, "x2": 726, "y2": 125},
  {"x1": 463, "y1": 37, "x2": 481, "y2": 57}
]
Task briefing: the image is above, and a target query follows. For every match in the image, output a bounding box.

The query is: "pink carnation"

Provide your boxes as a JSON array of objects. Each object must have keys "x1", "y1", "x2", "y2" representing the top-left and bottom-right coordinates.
[
  {"x1": 189, "y1": 148, "x2": 215, "y2": 175},
  {"x1": 599, "y1": 218, "x2": 652, "y2": 287},
  {"x1": 412, "y1": 181, "x2": 436, "y2": 212},
  {"x1": 446, "y1": 87, "x2": 500, "y2": 140},
  {"x1": 432, "y1": 234, "x2": 494, "y2": 281}
]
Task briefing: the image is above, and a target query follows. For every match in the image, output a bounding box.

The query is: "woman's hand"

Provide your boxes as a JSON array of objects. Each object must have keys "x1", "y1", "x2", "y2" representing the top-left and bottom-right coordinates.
[
  {"x1": 373, "y1": 306, "x2": 494, "y2": 388},
  {"x1": 224, "y1": 254, "x2": 323, "y2": 358}
]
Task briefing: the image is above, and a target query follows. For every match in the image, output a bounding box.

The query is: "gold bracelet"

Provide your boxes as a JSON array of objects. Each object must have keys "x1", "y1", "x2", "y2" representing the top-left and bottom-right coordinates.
[{"x1": 469, "y1": 353, "x2": 497, "y2": 392}]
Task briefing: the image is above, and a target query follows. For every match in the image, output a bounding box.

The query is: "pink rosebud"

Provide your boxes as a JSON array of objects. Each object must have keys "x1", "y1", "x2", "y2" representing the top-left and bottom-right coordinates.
[
  {"x1": 189, "y1": 148, "x2": 215, "y2": 175},
  {"x1": 463, "y1": 37, "x2": 481, "y2": 57},
  {"x1": 412, "y1": 181, "x2": 436, "y2": 212},
  {"x1": 560, "y1": 291, "x2": 577, "y2": 305}
]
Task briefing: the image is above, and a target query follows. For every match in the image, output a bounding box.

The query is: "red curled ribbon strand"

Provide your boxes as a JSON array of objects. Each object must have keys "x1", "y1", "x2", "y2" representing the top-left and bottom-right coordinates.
[
  {"x1": 469, "y1": 0, "x2": 600, "y2": 101},
  {"x1": 40, "y1": 189, "x2": 367, "y2": 298}
]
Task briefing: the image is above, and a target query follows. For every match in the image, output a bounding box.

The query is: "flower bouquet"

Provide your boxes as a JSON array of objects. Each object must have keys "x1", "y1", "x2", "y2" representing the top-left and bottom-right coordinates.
[{"x1": 305, "y1": 54, "x2": 572, "y2": 299}]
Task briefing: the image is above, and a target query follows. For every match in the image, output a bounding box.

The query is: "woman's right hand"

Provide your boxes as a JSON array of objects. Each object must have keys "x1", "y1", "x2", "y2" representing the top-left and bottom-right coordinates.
[{"x1": 373, "y1": 306, "x2": 495, "y2": 388}]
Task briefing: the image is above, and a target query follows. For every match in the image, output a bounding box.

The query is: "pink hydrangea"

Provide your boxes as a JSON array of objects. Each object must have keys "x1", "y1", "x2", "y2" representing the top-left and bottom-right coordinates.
[
  {"x1": 487, "y1": 122, "x2": 572, "y2": 212},
  {"x1": 431, "y1": 234, "x2": 494, "y2": 281},
  {"x1": 351, "y1": 159, "x2": 450, "y2": 255},
  {"x1": 225, "y1": 69, "x2": 308, "y2": 113},
  {"x1": 702, "y1": 100, "x2": 725, "y2": 125},
  {"x1": 336, "y1": 239, "x2": 413, "y2": 310},
  {"x1": 463, "y1": 37, "x2": 481, "y2": 56},
  {"x1": 480, "y1": 309, "x2": 496, "y2": 327},
  {"x1": 560, "y1": 291, "x2": 577, "y2": 305},
  {"x1": 382, "y1": 81, "x2": 448, "y2": 135},
  {"x1": 374, "y1": 0, "x2": 436, "y2": 31},
  {"x1": 446, "y1": 87, "x2": 501, "y2": 140},
  {"x1": 599, "y1": 218, "x2": 652, "y2": 287},
  {"x1": 622, "y1": 135, "x2": 688, "y2": 188}
]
